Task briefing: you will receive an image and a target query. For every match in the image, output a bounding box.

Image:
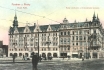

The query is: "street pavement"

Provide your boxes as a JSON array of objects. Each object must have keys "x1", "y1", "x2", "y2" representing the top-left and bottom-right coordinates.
[{"x1": 0, "y1": 58, "x2": 104, "y2": 70}]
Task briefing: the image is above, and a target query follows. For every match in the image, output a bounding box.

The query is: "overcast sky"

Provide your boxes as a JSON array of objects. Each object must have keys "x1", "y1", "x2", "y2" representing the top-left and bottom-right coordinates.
[{"x1": 0, "y1": 0, "x2": 104, "y2": 45}]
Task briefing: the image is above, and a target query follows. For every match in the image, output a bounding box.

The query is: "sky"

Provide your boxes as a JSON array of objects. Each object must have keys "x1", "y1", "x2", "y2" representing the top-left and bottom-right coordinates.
[{"x1": 0, "y1": 0, "x2": 104, "y2": 45}]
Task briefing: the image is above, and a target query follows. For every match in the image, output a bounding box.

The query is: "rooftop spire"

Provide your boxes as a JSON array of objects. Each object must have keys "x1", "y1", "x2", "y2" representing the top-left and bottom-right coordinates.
[
  {"x1": 97, "y1": 14, "x2": 99, "y2": 20},
  {"x1": 92, "y1": 11, "x2": 96, "y2": 21},
  {"x1": 13, "y1": 10, "x2": 18, "y2": 27},
  {"x1": 86, "y1": 18, "x2": 87, "y2": 21},
  {"x1": 93, "y1": 11, "x2": 96, "y2": 18}
]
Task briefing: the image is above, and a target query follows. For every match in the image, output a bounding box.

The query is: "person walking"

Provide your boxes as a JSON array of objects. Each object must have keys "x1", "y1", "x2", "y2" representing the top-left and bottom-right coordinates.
[
  {"x1": 67, "y1": 55, "x2": 70, "y2": 61},
  {"x1": 32, "y1": 53, "x2": 39, "y2": 70},
  {"x1": 23, "y1": 55, "x2": 24, "y2": 60},
  {"x1": 13, "y1": 54, "x2": 15, "y2": 63},
  {"x1": 82, "y1": 55, "x2": 84, "y2": 61}
]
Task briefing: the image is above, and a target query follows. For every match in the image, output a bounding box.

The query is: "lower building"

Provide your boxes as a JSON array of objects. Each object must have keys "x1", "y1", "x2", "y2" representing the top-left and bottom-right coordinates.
[{"x1": 0, "y1": 41, "x2": 8, "y2": 57}]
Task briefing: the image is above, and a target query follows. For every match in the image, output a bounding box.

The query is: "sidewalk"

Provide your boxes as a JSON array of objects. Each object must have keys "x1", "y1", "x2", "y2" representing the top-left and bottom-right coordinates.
[{"x1": 0, "y1": 57, "x2": 99, "y2": 62}]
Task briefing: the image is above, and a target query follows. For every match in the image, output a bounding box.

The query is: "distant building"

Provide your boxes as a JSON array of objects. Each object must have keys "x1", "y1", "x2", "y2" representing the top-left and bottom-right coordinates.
[
  {"x1": 8, "y1": 12, "x2": 104, "y2": 59},
  {"x1": 0, "y1": 41, "x2": 8, "y2": 57}
]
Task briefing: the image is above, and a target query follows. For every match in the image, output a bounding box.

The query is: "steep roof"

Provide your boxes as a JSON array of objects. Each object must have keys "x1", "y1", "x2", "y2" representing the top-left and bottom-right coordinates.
[
  {"x1": 40, "y1": 25, "x2": 48, "y2": 31},
  {"x1": 18, "y1": 27, "x2": 25, "y2": 33},
  {"x1": 29, "y1": 26, "x2": 36, "y2": 32},
  {"x1": 50, "y1": 24, "x2": 60, "y2": 31},
  {"x1": 9, "y1": 27, "x2": 14, "y2": 33}
]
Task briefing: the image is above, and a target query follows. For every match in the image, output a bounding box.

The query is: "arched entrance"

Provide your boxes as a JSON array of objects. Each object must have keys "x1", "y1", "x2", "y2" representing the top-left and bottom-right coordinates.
[
  {"x1": 93, "y1": 53, "x2": 97, "y2": 58},
  {"x1": 42, "y1": 53, "x2": 46, "y2": 58},
  {"x1": 25, "y1": 53, "x2": 28, "y2": 57},
  {"x1": 10, "y1": 53, "x2": 13, "y2": 56},
  {"x1": 78, "y1": 50, "x2": 83, "y2": 58},
  {"x1": 53, "y1": 53, "x2": 57, "y2": 57},
  {"x1": 19, "y1": 53, "x2": 22, "y2": 57},
  {"x1": 14, "y1": 53, "x2": 17, "y2": 57},
  {"x1": 47, "y1": 53, "x2": 51, "y2": 57}
]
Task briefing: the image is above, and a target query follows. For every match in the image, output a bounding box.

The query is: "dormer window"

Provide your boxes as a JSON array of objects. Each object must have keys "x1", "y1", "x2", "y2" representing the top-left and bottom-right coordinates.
[
  {"x1": 64, "y1": 25, "x2": 66, "y2": 28},
  {"x1": 49, "y1": 28, "x2": 50, "y2": 31},
  {"x1": 37, "y1": 29, "x2": 39, "y2": 31}
]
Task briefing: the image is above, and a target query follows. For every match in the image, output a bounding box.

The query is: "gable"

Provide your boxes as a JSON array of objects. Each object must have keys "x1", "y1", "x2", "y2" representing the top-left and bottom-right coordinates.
[
  {"x1": 47, "y1": 24, "x2": 52, "y2": 31},
  {"x1": 24, "y1": 25, "x2": 31, "y2": 33},
  {"x1": 34, "y1": 24, "x2": 41, "y2": 32}
]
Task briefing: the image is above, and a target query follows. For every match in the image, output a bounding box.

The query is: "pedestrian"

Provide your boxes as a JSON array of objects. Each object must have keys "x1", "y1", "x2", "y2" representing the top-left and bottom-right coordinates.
[
  {"x1": 32, "y1": 54, "x2": 38, "y2": 70},
  {"x1": 13, "y1": 54, "x2": 15, "y2": 63},
  {"x1": 63, "y1": 56, "x2": 64, "y2": 60},
  {"x1": 82, "y1": 55, "x2": 84, "y2": 61},
  {"x1": 39, "y1": 55, "x2": 42, "y2": 62},
  {"x1": 23, "y1": 55, "x2": 24, "y2": 60},
  {"x1": 67, "y1": 55, "x2": 70, "y2": 61}
]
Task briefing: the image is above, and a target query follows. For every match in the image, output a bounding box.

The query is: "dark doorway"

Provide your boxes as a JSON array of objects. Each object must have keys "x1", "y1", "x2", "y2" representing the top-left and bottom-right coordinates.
[
  {"x1": 80, "y1": 53, "x2": 82, "y2": 58},
  {"x1": 60, "y1": 53, "x2": 67, "y2": 58},
  {"x1": 47, "y1": 53, "x2": 51, "y2": 57},
  {"x1": 42, "y1": 53, "x2": 46, "y2": 58},
  {"x1": 19, "y1": 53, "x2": 22, "y2": 57},
  {"x1": 25, "y1": 53, "x2": 28, "y2": 57},
  {"x1": 72, "y1": 54, "x2": 78, "y2": 58},
  {"x1": 53, "y1": 53, "x2": 57, "y2": 57},
  {"x1": 10, "y1": 53, "x2": 13, "y2": 56},
  {"x1": 14, "y1": 53, "x2": 17, "y2": 57},
  {"x1": 93, "y1": 53, "x2": 97, "y2": 58}
]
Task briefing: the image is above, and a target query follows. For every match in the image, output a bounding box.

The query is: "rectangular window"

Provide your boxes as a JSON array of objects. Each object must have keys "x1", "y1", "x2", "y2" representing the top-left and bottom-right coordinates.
[
  {"x1": 73, "y1": 31, "x2": 74, "y2": 35},
  {"x1": 64, "y1": 39, "x2": 66, "y2": 44},
  {"x1": 79, "y1": 31, "x2": 82, "y2": 34},
  {"x1": 61, "y1": 47, "x2": 63, "y2": 51},
  {"x1": 61, "y1": 32, "x2": 63, "y2": 35},
  {"x1": 67, "y1": 38, "x2": 70, "y2": 43},
  {"x1": 73, "y1": 36, "x2": 74, "y2": 40},
  {"x1": 56, "y1": 33, "x2": 57, "y2": 36},
  {"x1": 30, "y1": 44, "x2": 33, "y2": 46},
  {"x1": 84, "y1": 36, "x2": 86, "y2": 40},
  {"x1": 94, "y1": 30, "x2": 96, "y2": 33},
  {"x1": 79, "y1": 36, "x2": 82, "y2": 40},
  {"x1": 76, "y1": 43, "x2": 78, "y2": 45},
  {"x1": 64, "y1": 32, "x2": 66, "y2": 35},
  {"x1": 73, "y1": 43, "x2": 74, "y2": 46},
  {"x1": 68, "y1": 31, "x2": 70, "y2": 35},
  {"x1": 80, "y1": 42, "x2": 82, "y2": 46},
  {"x1": 76, "y1": 36, "x2": 78, "y2": 40},
  {"x1": 56, "y1": 43, "x2": 57, "y2": 46}
]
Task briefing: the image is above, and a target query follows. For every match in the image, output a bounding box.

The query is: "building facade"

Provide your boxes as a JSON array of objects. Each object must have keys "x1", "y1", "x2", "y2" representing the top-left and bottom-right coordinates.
[{"x1": 8, "y1": 12, "x2": 104, "y2": 59}]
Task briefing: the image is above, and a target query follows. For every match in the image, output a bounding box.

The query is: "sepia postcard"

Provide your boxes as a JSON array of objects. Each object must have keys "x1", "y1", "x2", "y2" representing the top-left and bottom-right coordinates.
[{"x1": 0, "y1": 0, "x2": 104, "y2": 70}]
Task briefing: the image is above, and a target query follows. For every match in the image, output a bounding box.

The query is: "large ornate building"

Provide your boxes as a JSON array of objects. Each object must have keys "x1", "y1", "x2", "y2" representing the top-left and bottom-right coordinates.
[{"x1": 8, "y1": 12, "x2": 104, "y2": 59}]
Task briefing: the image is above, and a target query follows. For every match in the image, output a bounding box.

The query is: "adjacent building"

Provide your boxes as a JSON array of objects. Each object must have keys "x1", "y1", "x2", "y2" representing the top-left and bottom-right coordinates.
[
  {"x1": 8, "y1": 12, "x2": 104, "y2": 59},
  {"x1": 0, "y1": 41, "x2": 8, "y2": 57}
]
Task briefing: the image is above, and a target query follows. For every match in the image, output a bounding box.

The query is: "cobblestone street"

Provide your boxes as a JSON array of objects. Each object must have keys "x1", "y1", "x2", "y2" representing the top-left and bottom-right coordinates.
[{"x1": 0, "y1": 58, "x2": 104, "y2": 70}]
